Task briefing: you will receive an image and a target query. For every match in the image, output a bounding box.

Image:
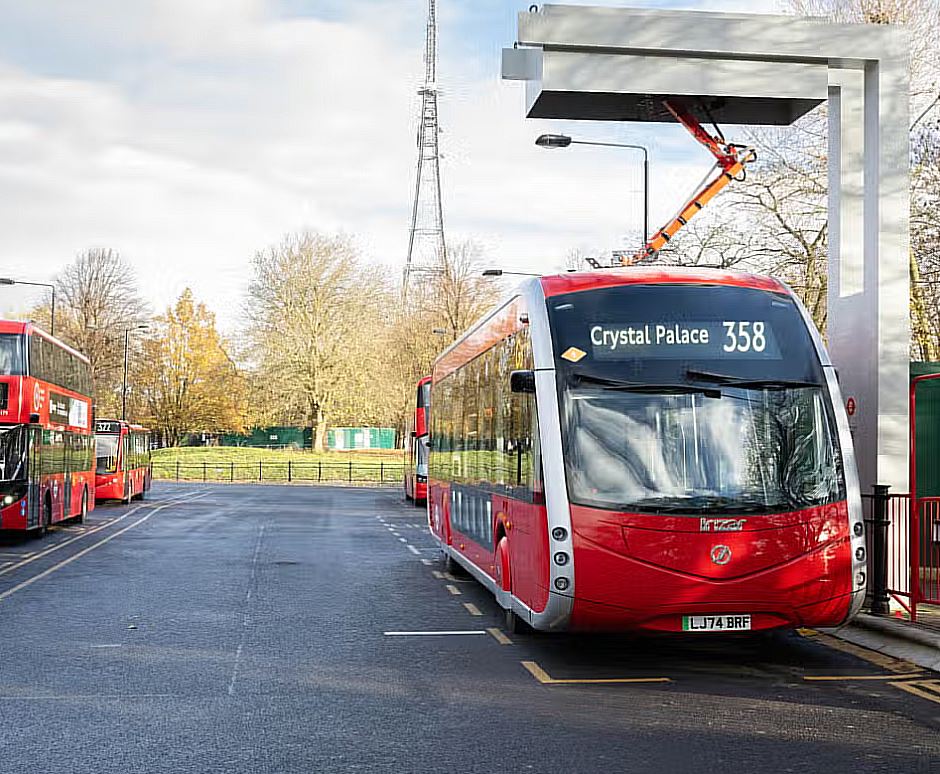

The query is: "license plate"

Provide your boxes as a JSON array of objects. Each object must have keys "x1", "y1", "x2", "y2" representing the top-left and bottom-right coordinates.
[{"x1": 682, "y1": 614, "x2": 751, "y2": 632}]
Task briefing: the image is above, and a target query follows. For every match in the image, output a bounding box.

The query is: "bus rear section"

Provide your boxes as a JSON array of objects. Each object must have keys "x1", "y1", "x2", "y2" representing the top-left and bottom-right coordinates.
[
  {"x1": 428, "y1": 269, "x2": 865, "y2": 633},
  {"x1": 0, "y1": 322, "x2": 95, "y2": 533},
  {"x1": 404, "y1": 376, "x2": 431, "y2": 504},
  {"x1": 95, "y1": 420, "x2": 152, "y2": 503}
]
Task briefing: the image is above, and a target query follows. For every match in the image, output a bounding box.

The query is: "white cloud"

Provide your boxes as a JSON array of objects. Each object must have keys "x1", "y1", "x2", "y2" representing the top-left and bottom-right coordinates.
[{"x1": 0, "y1": 0, "x2": 782, "y2": 331}]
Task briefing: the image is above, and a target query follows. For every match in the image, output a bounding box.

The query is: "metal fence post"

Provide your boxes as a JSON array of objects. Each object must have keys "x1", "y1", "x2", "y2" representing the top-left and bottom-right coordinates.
[
  {"x1": 288, "y1": 460, "x2": 292, "y2": 483},
  {"x1": 380, "y1": 461, "x2": 384, "y2": 483},
  {"x1": 259, "y1": 460, "x2": 263, "y2": 483},
  {"x1": 231, "y1": 462, "x2": 234, "y2": 483},
  {"x1": 176, "y1": 460, "x2": 180, "y2": 481},
  {"x1": 318, "y1": 460, "x2": 322, "y2": 482},
  {"x1": 203, "y1": 462, "x2": 207, "y2": 482},
  {"x1": 348, "y1": 460, "x2": 353, "y2": 483},
  {"x1": 870, "y1": 484, "x2": 891, "y2": 615}
]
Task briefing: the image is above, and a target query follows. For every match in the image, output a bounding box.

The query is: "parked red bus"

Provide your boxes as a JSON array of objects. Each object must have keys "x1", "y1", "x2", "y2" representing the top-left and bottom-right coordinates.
[
  {"x1": 0, "y1": 321, "x2": 95, "y2": 533},
  {"x1": 404, "y1": 376, "x2": 431, "y2": 504},
  {"x1": 94, "y1": 420, "x2": 152, "y2": 502},
  {"x1": 428, "y1": 268, "x2": 866, "y2": 633}
]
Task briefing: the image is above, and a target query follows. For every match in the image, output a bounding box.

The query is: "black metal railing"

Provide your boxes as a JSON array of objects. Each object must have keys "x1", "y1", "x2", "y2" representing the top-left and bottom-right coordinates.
[{"x1": 150, "y1": 460, "x2": 404, "y2": 486}]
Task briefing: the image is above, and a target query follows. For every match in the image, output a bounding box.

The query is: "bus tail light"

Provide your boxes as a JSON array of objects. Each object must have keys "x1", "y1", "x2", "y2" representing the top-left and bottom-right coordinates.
[
  {"x1": 553, "y1": 552, "x2": 569, "y2": 566},
  {"x1": 855, "y1": 572, "x2": 866, "y2": 587},
  {"x1": 551, "y1": 527, "x2": 567, "y2": 541},
  {"x1": 554, "y1": 577, "x2": 570, "y2": 591}
]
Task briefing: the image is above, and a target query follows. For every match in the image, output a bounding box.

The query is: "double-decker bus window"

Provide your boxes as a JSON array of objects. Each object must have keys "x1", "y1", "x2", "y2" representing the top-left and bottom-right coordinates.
[{"x1": 0, "y1": 334, "x2": 25, "y2": 375}]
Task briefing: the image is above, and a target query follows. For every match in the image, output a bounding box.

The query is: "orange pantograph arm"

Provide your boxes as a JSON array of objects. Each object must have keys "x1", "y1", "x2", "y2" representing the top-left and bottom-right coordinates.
[{"x1": 624, "y1": 100, "x2": 756, "y2": 266}]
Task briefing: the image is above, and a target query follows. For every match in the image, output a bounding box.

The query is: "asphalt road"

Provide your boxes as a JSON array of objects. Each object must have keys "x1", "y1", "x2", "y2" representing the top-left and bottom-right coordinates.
[{"x1": 0, "y1": 483, "x2": 938, "y2": 773}]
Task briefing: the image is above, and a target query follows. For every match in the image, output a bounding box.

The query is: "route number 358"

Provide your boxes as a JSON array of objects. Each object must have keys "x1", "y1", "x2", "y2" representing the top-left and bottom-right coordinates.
[{"x1": 722, "y1": 321, "x2": 767, "y2": 353}]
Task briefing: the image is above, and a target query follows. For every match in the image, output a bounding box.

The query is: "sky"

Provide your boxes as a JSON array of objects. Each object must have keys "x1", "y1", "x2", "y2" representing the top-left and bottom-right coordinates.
[{"x1": 0, "y1": 0, "x2": 783, "y2": 331}]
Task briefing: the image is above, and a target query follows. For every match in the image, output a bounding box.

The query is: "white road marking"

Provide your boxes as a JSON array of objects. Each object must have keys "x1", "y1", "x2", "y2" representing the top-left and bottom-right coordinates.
[
  {"x1": 383, "y1": 631, "x2": 487, "y2": 637},
  {"x1": 227, "y1": 521, "x2": 267, "y2": 697},
  {"x1": 407, "y1": 545, "x2": 420, "y2": 555},
  {"x1": 445, "y1": 584, "x2": 461, "y2": 596},
  {"x1": 421, "y1": 559, "x2": 433, "y2": 565}
]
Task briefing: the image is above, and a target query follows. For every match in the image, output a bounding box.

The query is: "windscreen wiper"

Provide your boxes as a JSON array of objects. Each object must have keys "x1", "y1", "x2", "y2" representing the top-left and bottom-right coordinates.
[
  {"x1": 573, "y1": 372, "x2": 721, "y2": 398},
  {"x1": 685, "y1": 369, "x2": 820, "y2": 390}
]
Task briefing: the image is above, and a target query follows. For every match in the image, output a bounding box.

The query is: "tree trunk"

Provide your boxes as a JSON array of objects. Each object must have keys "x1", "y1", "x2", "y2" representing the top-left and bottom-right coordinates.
[
  {"x1": 910, "y1": 250, "x2": 938, "y2": 361},
  {"x1": 313, "y1": 408, "x2": 328, "y2": 452}
]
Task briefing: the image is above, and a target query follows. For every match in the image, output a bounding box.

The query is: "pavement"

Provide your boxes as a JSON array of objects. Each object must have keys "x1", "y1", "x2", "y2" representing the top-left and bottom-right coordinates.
[
  {"x1": 0, "y1": 483, "x2": 938, "y2": 773},
  {"x1": 831, "y1": 613, "x2": 940, "y2": 674}
]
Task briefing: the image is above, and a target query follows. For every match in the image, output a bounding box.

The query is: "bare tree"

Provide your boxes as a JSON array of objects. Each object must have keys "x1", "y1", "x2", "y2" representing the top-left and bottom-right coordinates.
[
  {"x1": 43, "y1": 248, "x2": 148, "y2": 415},
  {"x1": 245, "y1": 232, "x2": 393, "y2": 450}
]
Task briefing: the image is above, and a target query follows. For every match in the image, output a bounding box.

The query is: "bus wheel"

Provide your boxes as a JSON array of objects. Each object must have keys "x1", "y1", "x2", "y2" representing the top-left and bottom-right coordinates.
[
  {"x1": 34, "y1": 495, "x2": 51, "y2": 538},
  {"x1": 77, "y1": 489, "x2": 88, "y2": 524},
  {"x1": 442, "y1": 551, "x2": 461, "y2": 576},
  {"x1": 505, "y1": 607, "x2": 533, "y2": 635}
]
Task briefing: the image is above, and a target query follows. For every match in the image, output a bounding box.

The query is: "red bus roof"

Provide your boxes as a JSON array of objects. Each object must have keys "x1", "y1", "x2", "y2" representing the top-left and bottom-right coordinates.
[
  {"x1": 539, "y1": 267, "x2": 789, "y2": 298},
  {"x1": 417, "y1": 375, "x2": 432, "y2": 387},
  {"x1": 0, "y1": 320, "x2": 91, "y2": 364}
]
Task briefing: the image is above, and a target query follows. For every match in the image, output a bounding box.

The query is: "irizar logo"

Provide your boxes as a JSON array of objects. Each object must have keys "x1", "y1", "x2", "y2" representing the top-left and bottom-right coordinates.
[{"x1": 700, "y1": 517, "x2": 746, "y2": 532}]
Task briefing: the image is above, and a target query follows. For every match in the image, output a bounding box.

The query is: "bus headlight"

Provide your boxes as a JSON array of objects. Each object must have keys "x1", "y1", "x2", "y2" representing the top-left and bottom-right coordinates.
[
  {"x1": 855, "y1": 547, "x2": 865, "y2": 561},
  {"x1": 856, "y1": 572, "x2": 866, "y2": 586},
  {"x1": 2, "y1": 495, "x2": 12, "y2": 505},
  {"x1": 554, "y1": 577, "x2": 570, "y2": 591},
  {"x1": 853, "y1": 522, "x2": 864, "y2": 537},
  {"x1": 553, "y1": 552, "x2": 569, "y2": 566},
  {"x1": 551, "y1": 527, "x2": 568, "y2": 541}
]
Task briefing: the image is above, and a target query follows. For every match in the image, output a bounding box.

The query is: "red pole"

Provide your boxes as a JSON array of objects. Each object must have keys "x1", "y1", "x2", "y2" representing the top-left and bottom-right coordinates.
[{"x1": 910, "y1": 377, "x2": 918, "y2": 621}]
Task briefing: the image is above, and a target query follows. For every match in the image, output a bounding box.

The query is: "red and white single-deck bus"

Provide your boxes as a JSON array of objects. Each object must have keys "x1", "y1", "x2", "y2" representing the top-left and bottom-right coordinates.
[
  {"x1": 428, "y1": 269, "x2": 866, "y2": 633},
  {"x1": 0, "y1": 321, "x2": 95, "y2": 533},
  {"x1": 94, "y1": 420, "x2": 152, "y2": 503},
  {"x1": 404, "y1": 376, "x2": 431, "y2": 504}
]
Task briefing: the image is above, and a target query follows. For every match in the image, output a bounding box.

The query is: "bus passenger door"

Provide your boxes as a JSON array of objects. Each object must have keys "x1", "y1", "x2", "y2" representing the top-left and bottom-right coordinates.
[
  {"x1": 62, "y1": 433, "x2": 72, "y2": 518},
  {"x1": 27, "y1": 427, "x2": 41, "y2": 529}
]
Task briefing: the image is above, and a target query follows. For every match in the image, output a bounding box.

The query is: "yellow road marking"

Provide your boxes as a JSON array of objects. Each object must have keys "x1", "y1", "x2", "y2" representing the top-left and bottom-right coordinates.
[
  {"x1": 445, "y1": 584, "x2": 461, "y2": 596},
  {"x1": 463, "y1": 603, "x2": 482, "y2": 616},
  {"x1": 809, "y1": 631, "x2": 918, "y2": 673},
  {"x1": 521, "y1": 660, "x2": 671, "y2": 685},
  {"x1": 890, "y1": 680, "x2": 940, "y2": 705},
  {"x1": 0, "y1": 492, "x2": 197, "y2": 581},
  {"x1": 0, "y1": 493, "x2": 210, "y2": 604},
  {"x1": 804, "y1": 673, "x2": 925, "y2": 682},
  {"x1": 431, "y1": 570, "x2": 444, "y2": 579},
  {"x1": 487, "y1": 627, "x2": 513, "y2": 645}
]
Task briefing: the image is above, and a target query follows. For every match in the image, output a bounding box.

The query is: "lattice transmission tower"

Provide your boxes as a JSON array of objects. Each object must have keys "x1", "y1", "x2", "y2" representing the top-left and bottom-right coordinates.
[{"x1": 403, "y1": 0, "x2": 446, "y2": 298}]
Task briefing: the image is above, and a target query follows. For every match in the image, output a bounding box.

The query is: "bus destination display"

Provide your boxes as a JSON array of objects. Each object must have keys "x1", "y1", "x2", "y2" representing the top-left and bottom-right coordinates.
[{"x1": 588, "y1": 320, "x2": 782, "y2": 360}]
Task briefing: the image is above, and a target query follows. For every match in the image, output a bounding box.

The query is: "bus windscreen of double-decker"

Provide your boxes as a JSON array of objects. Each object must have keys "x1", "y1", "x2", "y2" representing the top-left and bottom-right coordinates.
[
  {"x1": 547, "y1": 284, "x2": 845, "y2": 516},
  {"x1": 0, "y1": 425, "x2": 26, "y2": 481},
  {"x1": 96, "y1": 434, "x2": 119, "y2": 474},
  {"x1": 0, "y1": 334, "x2": 25, "y2": 376}
]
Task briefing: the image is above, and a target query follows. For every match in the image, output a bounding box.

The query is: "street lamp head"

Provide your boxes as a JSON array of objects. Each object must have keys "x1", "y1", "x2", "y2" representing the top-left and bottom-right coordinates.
[
  {"x1": 535, "y1": 133, "x2": 572, "y2": 149},
  {"x1": 0, "y1": 278, "x2": 15, "y2": 285},
  {"x1": 481, "y1": 269, "x2": 504, "y2": 277}
]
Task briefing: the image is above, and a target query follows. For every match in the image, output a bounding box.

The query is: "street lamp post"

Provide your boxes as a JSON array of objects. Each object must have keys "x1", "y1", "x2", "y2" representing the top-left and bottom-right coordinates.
[
  {"x1": 535, "y1": 133, "x2": 650, "y2": 251},
  {"x1": 481, "y1": 269, "x2": 541, "y2": 277},
  {"x1": 0, "y1": 278, "x2": 56, "y2": 335},
  {"x1": 122, "y1": 324, "x2": 149, "y2": 421}
]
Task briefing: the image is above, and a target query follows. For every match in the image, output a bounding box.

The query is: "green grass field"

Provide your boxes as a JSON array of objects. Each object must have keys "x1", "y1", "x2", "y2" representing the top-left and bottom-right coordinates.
[{"x1": 149, "y1": 446, "x2": 405, "y2": 485}]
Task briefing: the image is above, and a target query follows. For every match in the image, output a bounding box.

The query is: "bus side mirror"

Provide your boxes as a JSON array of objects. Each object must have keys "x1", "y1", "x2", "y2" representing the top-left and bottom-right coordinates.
[
  {"x1": 29, "y1": 413, "x2": 40, "y2": 424},
  {"x1": 510, "y1": 370, "x2": 536, "y2": 394}
]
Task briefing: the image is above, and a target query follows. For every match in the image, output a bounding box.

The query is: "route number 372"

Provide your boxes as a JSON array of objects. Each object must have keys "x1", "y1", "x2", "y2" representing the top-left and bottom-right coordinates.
[{"x1": 722, "y1": 321, "x2": 767, "y2": 353}]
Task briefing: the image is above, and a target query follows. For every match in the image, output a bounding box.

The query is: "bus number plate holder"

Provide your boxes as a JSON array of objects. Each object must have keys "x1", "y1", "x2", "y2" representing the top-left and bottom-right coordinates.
[{"x1": 682, "y1": 614, "x2": 751, "y2": 632}]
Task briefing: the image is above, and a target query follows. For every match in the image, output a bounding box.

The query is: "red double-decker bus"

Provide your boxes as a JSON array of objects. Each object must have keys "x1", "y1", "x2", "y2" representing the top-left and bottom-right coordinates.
[
  {"x1": 428, "y1": 268, "x2": 866, "y2": 633},
  {"x1": 404, "y1": 376, "x2": 431, "y2": 504},
  {"x1": 94, "y1": 420, "x2": 152, "y2": 503},
  {"x1": 0, "y1": 321, "x2": 95, "y2": 533}
]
